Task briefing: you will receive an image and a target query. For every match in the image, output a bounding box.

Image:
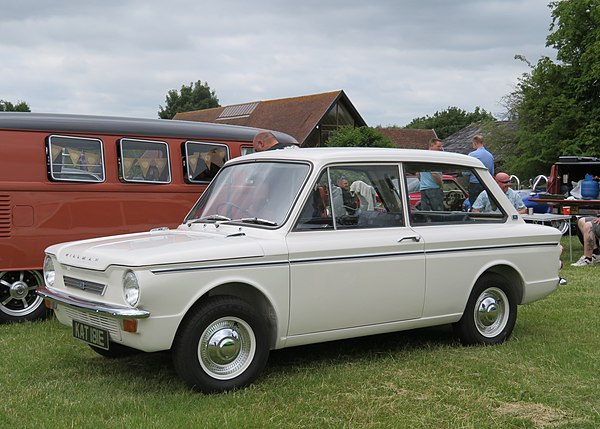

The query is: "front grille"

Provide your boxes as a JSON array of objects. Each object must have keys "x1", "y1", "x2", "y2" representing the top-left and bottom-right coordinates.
[
  {"x1": 64, "y1": 276, "x2": 106, "y2": 295},
  {"x1": 0, "y1": 195, "x2": 10, "y2": 238},
  {"x1": 63, "y1": 307, "x2": 121, "y2": 341}
]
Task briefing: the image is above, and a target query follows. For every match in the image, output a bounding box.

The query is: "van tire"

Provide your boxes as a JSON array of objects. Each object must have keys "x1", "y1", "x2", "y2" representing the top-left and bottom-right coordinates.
[{"x1": 0, "y1": 270, "x2": 49, "y2": 323}]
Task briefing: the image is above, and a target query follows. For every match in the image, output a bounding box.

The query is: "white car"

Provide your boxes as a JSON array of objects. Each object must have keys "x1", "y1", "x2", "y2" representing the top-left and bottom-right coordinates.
[{"x1": 39, "y1": 148, "x2": 564, "y2": 393}]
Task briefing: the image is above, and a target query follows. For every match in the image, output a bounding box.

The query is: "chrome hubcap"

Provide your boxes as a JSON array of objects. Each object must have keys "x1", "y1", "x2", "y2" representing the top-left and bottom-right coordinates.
[
  {"x1": 199, "y1": 317, "x2": 255, "y2": 380},
  {"x1": 10, "y1": 281, "x2": 29, "y2": 299},
  {"x1": 474, "y1": 287, "x2": 509, "y2": 337},
  {"x1": 0, "y1": 271, "x2": 44, "y2": 316},
  {"x1": 207, "y1": 328, "x2": 241, "y2": 365}
]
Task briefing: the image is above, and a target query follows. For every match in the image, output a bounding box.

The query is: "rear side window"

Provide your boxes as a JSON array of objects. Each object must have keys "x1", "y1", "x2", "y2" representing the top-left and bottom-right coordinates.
[
  {"x1": 119, "y1": 138, "x2": 171, "y2": 183},
  {"x1": 184, "y1": 141, "x2": 229, "y2": 183},
  {"x1": 403, "y1": 162, "x2": 506, "y2": 225},
  {"x1": 47, "y1": 135, "x2": 105, "y2": 182}
]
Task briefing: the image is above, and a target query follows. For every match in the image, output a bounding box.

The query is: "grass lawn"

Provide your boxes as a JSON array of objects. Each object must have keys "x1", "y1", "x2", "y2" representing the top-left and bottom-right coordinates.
[{"x1": 1, "y1": 237, "x2": 599, "y2": 428}]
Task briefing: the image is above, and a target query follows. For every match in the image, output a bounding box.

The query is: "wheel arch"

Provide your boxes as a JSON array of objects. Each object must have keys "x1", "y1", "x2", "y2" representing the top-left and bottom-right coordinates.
[
  {"x1": 479, "y1": 264, "x2": 524, "y2": 304},
  {"x1": 174, "y1": 281, "x2": 279, "y2": 350}
]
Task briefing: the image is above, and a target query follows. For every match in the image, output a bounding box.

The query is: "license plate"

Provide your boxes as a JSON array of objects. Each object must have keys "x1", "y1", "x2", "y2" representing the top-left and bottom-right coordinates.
[{"x1": 72, "y1": 320, "x2": 109, "y2": 350}]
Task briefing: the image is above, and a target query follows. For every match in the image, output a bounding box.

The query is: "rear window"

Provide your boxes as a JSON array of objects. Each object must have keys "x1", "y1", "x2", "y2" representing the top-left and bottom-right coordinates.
[{"x1": 47, "y1": 135, "x2": 105, "y2": 182}]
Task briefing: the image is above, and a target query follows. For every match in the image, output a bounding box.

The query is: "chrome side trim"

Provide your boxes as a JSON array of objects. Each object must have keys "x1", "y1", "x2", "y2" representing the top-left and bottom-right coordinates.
[
  {"x1": 150, "y1": 242, "x2": 559, "y2": 275},
  {"x1": 36, "y1": 286, "x2": 150, "y2": 319}
]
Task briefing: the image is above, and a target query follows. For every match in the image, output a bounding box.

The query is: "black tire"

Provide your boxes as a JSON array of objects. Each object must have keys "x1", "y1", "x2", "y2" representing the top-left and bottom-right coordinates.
[
  {"x1": 172, "y1": 296, "x2": 270, "y2": 393},
  {"x1": 454, "y1": 274, "x2": 517, "y2": 345},
  {"x1": 89, "y1": 342, "x2": 140, "y2": 358},
  {"x1": 0, "y1": 270, "x2": 49, "y2": 323}
]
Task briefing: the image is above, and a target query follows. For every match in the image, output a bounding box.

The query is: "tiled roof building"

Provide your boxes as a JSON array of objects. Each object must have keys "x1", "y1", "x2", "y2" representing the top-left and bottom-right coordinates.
[
  {"x1": 174, "y1": 90, "x2": 367, "y2": 147},
  {"x1": 377, "y1": 127, "x2": 438, "y2": 150}
]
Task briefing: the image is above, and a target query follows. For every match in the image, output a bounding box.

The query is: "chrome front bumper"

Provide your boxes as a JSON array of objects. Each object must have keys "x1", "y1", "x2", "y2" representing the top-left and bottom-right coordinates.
[{"x1": 37, "y1": 286, "x2": 150, "y2": 319}]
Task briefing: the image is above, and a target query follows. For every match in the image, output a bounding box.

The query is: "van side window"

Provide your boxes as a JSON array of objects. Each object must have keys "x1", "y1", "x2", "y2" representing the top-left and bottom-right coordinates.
[
  {"x1": 184, "y1": 141, "x2": 229, "y2": 183},
  {"x1": 47, "y1": 135, "x2": 105, "y2": 182},
  {"x1": 119, "y1": 138, "x2": 171, "y2": 183}
]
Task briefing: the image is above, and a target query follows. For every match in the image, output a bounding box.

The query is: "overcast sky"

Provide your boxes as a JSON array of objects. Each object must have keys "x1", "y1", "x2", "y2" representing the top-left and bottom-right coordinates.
[{"x1": 1, "y1": 0, "x2": 555, "y2": 127}]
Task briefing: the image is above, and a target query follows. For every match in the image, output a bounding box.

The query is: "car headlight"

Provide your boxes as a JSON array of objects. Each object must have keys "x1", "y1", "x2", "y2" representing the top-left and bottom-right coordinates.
[
  {"x1": 43, "y1": 256, "x2": 55, "y2": 287},
  {"x1": 123, "y1": 271, "x2": 140, "y2": 307}
]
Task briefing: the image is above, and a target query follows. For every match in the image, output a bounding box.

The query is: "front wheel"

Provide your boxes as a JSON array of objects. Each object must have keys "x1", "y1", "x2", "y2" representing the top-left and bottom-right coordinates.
[
  {"x1": 172, "y1": 296, "x2": 270, "y2": 393},
  {"x1": 0, "y1": 270, "x2": 49, "y2": 323},
  {"x1": 454, "y1": 274, "x2": 517, "y2": 345}
]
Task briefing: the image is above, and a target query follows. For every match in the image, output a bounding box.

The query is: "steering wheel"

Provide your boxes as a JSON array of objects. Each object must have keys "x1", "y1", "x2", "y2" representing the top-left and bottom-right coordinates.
[
  {"x1": 444, "y1": 190, "x2": 464, "y2": 211},
  {"x1": 216, "y1": 201, "x2": 251, "y2": 218}
]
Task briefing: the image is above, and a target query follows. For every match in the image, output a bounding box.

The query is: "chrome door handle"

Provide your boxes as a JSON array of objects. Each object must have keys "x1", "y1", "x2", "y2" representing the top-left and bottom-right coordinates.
[{"x1": 398, "y1": 235, "x2": 421, "y2": 243}]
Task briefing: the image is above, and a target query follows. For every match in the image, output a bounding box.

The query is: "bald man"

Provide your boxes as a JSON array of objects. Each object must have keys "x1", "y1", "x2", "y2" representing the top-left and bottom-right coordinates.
[
  {"x1": 252, "y1": 131, "x2": 298, "y2": 152},
  {"x1": 471, "y1": 172, "x2": 527, "y2": 214}
]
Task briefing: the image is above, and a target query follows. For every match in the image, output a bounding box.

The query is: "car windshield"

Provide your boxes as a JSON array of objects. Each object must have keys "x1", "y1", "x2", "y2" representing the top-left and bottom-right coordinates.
[{"x1": 185, "y1": 161, "x2": 311, "y2": 226}]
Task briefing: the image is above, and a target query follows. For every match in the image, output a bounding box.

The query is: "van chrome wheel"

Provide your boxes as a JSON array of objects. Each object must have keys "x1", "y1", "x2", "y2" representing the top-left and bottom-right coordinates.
[{"x1": 0, "y1": 270, "x2": 47, "y2": 322}]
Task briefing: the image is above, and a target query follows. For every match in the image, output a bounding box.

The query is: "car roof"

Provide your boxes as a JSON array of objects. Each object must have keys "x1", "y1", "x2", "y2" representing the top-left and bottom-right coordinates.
[{"x1": 235, "y1": 147, "x2": 486, "y2": 169}]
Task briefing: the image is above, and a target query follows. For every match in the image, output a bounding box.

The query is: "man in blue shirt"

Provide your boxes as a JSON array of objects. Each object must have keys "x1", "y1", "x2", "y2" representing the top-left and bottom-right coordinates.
[
  {"x1": 418, "y1": 138, "x2": 444, "y2": 211},
  {"x1": 467, "y1": 134, "x2": 494, "y2": 206}
]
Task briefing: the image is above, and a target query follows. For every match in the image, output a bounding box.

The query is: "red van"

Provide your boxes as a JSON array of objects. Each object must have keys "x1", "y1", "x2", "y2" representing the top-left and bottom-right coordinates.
[{"x1": 0, "y1": 112, "x2": 297, "y2": 322}]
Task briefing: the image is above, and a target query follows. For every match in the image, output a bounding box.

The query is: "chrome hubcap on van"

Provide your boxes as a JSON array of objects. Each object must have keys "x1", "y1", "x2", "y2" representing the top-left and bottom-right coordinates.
[{"x1": 0, "y1": 270, "x2": 44, "y2": 316}]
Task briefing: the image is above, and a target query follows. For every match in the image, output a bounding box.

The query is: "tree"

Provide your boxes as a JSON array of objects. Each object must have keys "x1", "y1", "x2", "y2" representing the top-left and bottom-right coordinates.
[
  {"x1": 404, "y1": 106, "x2": 495, "y2": 139},
  {"x1": 506, "y1": 0, "x2": 600, "y2": 179},
  {"x1": 1, "y1": 99, "x2": 31, "y2": 112},
  {"x1": 158, "y1": 80, "x2": 220, "y2": 119},
  {"x1": 326, "y1": 126, "x2": 395, "y2": 148}
]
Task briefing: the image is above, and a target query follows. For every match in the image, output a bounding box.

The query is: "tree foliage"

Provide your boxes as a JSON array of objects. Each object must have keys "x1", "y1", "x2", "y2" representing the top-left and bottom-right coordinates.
[
  {"x1": 158, "y1": 80, "x2": 220, "y2": 119},
  {"x1": 404, "y1": 106, "x2": 495, "y2": 139},
  {"x1": 0, "y1": 99, "x2": 31, "y2": 112},
  {"x1": 506, "y1": 0, "x2": 600, "y2": 178},
  {"x1": 326, "y1": 126, "x2": 395, "y2": 148}
]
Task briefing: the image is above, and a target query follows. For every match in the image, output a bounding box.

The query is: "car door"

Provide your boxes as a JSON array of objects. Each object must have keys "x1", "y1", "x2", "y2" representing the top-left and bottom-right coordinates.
[{"x1": 286, "y1": 164, "x2": 426, "y2": 336}]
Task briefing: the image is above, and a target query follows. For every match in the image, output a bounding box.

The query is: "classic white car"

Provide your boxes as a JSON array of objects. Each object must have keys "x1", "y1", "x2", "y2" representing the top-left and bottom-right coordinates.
[{"x1": 39, "y1": 148, "x2": 564, "y2": 393}]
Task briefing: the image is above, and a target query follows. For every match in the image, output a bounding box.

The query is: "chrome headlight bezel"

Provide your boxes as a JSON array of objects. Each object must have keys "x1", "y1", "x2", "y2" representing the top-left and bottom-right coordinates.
[
  {"x1": 43, "y1": 255, "x2": 55, "y2": 287},
  {"x1": 123, "y1": 271, "x2": 140, "y2": 307}
]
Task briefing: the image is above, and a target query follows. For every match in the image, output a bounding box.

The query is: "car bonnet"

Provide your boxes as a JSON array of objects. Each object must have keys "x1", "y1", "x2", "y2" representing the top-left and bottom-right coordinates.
[{"x1": 47, "y1": 229, "x2": 265, "y2": 271}]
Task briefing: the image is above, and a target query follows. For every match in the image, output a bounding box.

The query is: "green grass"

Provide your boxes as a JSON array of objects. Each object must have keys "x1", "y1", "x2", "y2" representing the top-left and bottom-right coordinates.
[{"x1": 1, "y1": 237, "x2": 599, "y2": 428}]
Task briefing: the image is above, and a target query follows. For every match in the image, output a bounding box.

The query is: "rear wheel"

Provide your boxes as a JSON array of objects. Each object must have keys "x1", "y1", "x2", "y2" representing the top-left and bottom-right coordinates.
[
  {"x1": 172, "y1": 296, "x2": 270, "y2": 393},
  {"x1": 454, "y1": 274, "x2": 517, "y2": 345},
  {"x1": 0, "y1": 270, "x2": 49, "y2": 323}
]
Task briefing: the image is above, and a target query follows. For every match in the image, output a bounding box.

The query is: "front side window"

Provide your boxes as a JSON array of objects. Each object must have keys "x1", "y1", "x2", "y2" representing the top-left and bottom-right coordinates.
[
  {"x1": 119, "y1": 138, "x2": 170, "y2": 183},
  {"x1": 404, "y1": 162, "x2": 505, "y2": 225},
  {"x1": 184, "y1": 141, "x2": 229, "y2": 183},
  {"x1": 185, "y1": 161, "x2": 311, "y2": 227},
  {"x1": 47, "y1": 135, "x2": 105, "y2": 182},
  {"x1": 295, "y1": 164, "x2": 404, "y2": 230}
]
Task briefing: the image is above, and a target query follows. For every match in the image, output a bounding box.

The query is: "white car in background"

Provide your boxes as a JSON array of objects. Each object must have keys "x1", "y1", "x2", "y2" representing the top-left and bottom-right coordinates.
[{"x1": 39, "y1": 148, "x2": 564, "y2": 393}]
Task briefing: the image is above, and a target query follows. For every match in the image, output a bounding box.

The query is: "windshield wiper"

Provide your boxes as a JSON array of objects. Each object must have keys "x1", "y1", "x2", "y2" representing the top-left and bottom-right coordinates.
[
  {"x1": 238, "y1": 217, "x2": 278, "y2": 226},
  {"x1": 191, "y1": 214, "x2": 232, "y2": 223}
]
